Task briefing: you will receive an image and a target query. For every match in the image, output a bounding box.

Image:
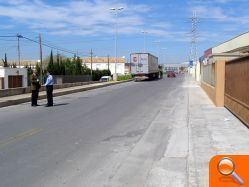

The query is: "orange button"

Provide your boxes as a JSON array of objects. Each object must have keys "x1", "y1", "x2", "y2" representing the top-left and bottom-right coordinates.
[{"x1": 210, "y1": 155, "x2": 249, "y2": 186}]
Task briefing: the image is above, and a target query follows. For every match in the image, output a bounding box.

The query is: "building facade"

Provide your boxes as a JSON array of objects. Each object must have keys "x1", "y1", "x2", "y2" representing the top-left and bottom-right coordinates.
[
  {"x1": 164, "y1": 63, "x2": 188, "y2": 73},
  {"x1": 81, "y1": 57, "x2": 125, "y2": 75},
  {"x1": 0, "y1": 68, "x2": 28, "y2": 89},
  {"x1": 199, "y1": 31, "x2": 249, "y2": 126}
]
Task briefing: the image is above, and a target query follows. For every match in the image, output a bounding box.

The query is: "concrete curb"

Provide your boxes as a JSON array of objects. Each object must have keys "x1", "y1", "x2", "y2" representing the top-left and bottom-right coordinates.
[{"x1": 0, "y1": 80, "x2": 132, "y2": 108}]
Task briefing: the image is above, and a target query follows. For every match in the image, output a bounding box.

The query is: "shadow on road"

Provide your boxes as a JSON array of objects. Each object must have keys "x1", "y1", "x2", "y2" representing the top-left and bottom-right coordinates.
[
  {"x1": 53, "y1": 103, "x2": 70, "y2": 107},
  {"x1": 41, "y1": 103, "x2": 70, "y2": 107}
]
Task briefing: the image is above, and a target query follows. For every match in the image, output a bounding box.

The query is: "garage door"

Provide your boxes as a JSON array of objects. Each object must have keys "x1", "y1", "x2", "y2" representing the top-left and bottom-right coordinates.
[{"x1": 8, "y1": 75, "x2": 23, "y2": 88}]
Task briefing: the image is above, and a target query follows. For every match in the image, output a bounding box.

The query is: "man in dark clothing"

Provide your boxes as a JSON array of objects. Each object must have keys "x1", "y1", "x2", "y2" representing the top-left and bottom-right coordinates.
[
  {"x1": 30, "y1": 69, "x2": 40, "y2": 107},
  {"x1": 44, "y1": 71, "x2": 54, "y2": 107}
]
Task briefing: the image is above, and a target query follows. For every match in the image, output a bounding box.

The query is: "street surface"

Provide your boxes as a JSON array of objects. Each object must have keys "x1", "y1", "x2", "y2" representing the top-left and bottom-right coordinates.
[{"x1": 0, "y1": 75, "x2": 248, "y2": 187}]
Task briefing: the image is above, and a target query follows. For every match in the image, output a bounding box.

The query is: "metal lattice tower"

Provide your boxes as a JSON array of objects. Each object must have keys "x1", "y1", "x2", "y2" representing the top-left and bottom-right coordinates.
[{"x1": 190, "y1": 11, "x2": 198, "y2": 63}]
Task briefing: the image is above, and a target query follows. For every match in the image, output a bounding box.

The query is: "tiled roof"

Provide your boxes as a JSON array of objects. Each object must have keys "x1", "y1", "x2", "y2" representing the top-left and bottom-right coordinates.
[
  {"x1": 82, "y1": 57, "x2": 125, "y2": 63},
  {"x1": 0, "y1": 60, "x2": 38, "y2": 66}
]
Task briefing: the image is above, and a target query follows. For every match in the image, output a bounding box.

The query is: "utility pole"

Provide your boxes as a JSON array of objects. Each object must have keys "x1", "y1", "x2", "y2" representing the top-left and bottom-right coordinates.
[
  {"x1": 153, "y1": 41, "x2": 161, "y2": 63},
  {"x1": 107, "y1": 55, "x2": 110, "y2": 72},
  {"x1": 39, "y1": 33, "x2": 43, "y2": 83},
  {"x1": 190, "y1": 11, "x2": 198, "y2": 65},
  {"x1": 141, "y1": 30, "x2": 148, "y2": 53},
  {"x1": 90, "y1": 49, "x2": 93, "y2": 81},
  {"x1": 17, "y1": 33, "x2": 21, "y2": 68},
  {"x1": 114, "y1": 10, "x2": 118, "y2": 78},
  {"x1": 110, "y1": 7, "x2": 124, "y2": 80}
]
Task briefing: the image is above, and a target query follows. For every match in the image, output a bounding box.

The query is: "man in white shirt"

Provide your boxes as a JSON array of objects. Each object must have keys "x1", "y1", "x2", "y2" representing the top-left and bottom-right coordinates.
[{"x1": 44, "y1": 71, "x2": 54, "y2": 107}]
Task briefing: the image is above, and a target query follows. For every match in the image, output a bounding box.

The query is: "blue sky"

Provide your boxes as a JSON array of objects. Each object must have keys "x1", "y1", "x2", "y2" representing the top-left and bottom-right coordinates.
[{"x1": 0, "y1": 0, "x2": 249, "y2": 64}]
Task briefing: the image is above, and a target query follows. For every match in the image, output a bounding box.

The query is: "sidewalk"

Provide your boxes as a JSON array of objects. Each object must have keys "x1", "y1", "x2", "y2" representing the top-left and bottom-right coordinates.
[
  {"x1": 146, "y1": 77, "x2": 249, "y2": 186},
  {"x1": 0, "y1": 80, "x2": 131, "y2": 108},
  {"x1": 188, "y1": 79, "x2": 249, "y2": 186}
]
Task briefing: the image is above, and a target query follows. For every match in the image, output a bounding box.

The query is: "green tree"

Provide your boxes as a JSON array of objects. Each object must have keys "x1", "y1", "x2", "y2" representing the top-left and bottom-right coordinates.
[
  {"x1": 60, "y1": 59, "x2": 66, "y2": 75},
  {"x1": 92, "y1": 69, "x2": 102, "y2": 81},
  {"x1": 82, "y1": 64, "x2": 91, "y2": 75},
  {"x1": 36, "y1": 63, "x2": 41, "y2": 77},
  {"x1": 53, "y1": 52, "x2": 61, "y2": 75},
  {"x1": 53, "y1": 62, "x2": 60, "y2": 75},
  {"x1": 65, "y1": 58, "x2": 73, "y2": 75},
  {"x1": 25, "y1": 65, "x2": 33, "y2": 86},
  {"x1": 75, "y1": 56, "x2": 82, "y2": 75},
  {"x1": 2, "y1": 53, "x2": 8, "y2": 67},
  {"x1": 47, "y1": 50, "x2": 54, "y2": 74},
  {"x1": 101, "y1": 69, "x2": 111, "y2": 76}
]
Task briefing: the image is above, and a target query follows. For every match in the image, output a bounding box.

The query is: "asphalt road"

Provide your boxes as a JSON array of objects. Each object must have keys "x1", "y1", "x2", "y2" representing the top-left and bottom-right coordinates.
[{"x1": 0, "y1": 76, "x2": 185, "y2": 187}]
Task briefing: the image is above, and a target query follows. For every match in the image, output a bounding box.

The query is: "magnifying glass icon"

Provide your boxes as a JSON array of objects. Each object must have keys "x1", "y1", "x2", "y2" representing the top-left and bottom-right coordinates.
[{"x1": 217, "y1": 157, "x2": 244, "y2": 185}]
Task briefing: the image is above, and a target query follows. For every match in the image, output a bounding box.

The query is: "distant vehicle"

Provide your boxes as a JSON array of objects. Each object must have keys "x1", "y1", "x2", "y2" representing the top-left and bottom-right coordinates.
[
  {"x1": 167, "y1": 71, "x2": 176, "y2": 78},
  {"x1": 100, "y1": 76, "x2": 112, "y2": 82},
  {"x1": 130, "y1": 53, "x2": 160, "y2": 81}
]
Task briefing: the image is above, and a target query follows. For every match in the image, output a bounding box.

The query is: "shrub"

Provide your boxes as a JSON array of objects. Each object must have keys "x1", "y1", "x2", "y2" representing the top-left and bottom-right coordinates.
[
  {"x1": 92, "y1": 69, "x2": 102, "y2": 81},
  {"x1": 117, "y1": 74, "x2": 132, "y2": 81},
  {"x1": 92, "y1": 69, "x2": 111, "y2": 81}
]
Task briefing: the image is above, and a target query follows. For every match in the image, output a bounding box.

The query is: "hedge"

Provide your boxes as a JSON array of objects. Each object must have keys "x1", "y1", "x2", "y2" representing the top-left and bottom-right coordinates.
[{"x1": 117, "y1": 74, "x2": 132, "y2": 81}]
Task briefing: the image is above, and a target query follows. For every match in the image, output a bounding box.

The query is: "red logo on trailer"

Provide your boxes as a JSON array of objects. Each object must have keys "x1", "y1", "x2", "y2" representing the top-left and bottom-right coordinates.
[{"x1": 133, "y1": 56, "x2": 137, "y2": 62}]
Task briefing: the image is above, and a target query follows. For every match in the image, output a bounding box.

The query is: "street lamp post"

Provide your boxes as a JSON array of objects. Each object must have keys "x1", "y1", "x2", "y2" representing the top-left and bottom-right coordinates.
[
  {"x1": 110, "y1": 7, "x2": 124, "y2": 81},
  {"x1": 161, "y1": 48, "x2": 167, "y2": 64},
  {"x1": 153, "y1": 40, "x2": 161, "y2": 63},
  {"x1": 141, "y1": 30, "x2": 148, "y2": 53}
]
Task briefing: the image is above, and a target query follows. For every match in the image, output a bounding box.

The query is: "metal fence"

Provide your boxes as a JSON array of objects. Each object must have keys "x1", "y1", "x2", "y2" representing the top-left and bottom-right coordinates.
[
  {"x1": 225, "y1": 57, "x2": 249, "y2": 107},
  {"x1": 202, "y1": 63, "x2": 215, "y2": 87},
  {"x1": 225, "y1": 56, "x2": 249, "y2": 125},
  {"x1": 53, "y1": 75, "x2": 91, "y2": 84}
]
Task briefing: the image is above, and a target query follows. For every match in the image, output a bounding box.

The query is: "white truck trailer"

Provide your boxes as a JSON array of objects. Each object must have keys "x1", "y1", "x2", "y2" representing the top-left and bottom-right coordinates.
[{"x1": 130, "y1": 53, "x2": 159, "y2": 80}]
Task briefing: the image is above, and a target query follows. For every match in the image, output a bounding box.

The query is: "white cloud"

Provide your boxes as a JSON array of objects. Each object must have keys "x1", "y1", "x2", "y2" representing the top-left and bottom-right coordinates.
[
  {"x1": 0, "y1": 0, "x2": 169, "y2": 37},
  {"x1": 190, "y1": 0, "x2": 246, "y2": 4},
  {"x1": 0, "y1": 0, "x2": 27, "y2": 5},
  {"x1": 189, "y1": 3, "x2": 249, "y2": 28},
  {"x1": 151, "y1": 22, "x2": 172, "y2": 29},
  {"x1": 0, "y1": 24, "x2": 15, "y2": 29},
  {"x1": 191, "y1": 5, "x2": 227, "y2": 19}
]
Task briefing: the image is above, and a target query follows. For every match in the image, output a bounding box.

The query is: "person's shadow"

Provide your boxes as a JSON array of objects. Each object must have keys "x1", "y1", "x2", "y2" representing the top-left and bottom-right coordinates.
[{"x1": 42, "y1": 103, "x2": 69, "y2": 107}]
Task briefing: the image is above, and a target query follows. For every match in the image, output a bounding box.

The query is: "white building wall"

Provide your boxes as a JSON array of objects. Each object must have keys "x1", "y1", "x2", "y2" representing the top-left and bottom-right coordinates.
[
  {"x1": 188, "y1": 66, "x2": 196, "y2": 78},
  {"x1": 195, "y1": 62, "x2": 201, "y2": 82},
  {"x1": 0, "y1": 69, "x2": 4, "y2": 77},
  {"x1": 0, "y1": 68, "x2": 28, "y2": 89},
  {"x1": 84, "y1": 63, "x2": 125, "y2": 75},
  {"x1": 213, "y1": 32, "x2": 249, "y2": 53}
]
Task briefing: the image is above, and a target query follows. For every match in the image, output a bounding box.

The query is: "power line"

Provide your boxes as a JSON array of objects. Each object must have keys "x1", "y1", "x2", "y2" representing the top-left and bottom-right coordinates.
[
  {"x1": 0, "y1": 45, "x2": 17, "y2": 52},
  {"x1": 42, "y1": 37, "x2": 114, "y2": 45},
  {"x1": 21, "y1": 35, "x2": 77, "y2": 55},
  {"x1": 0, "y1": 35, "x2": 17, "y2": 38},
  {"x1": 0, "y1": 34, "x2": 76, "y2": 54},
  {"x1": 0, "y1": 34, "x2": 76, "y2": 55},
  {"x1": 0, "y1": 38, "x2": 17, "y2": 41}
]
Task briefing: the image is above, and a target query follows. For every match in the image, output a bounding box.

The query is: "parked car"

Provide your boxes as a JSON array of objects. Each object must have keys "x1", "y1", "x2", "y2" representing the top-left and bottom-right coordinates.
[
  {"x1": 167, "y1": 71, "x2": 176, "y2": 78},
  {"x1": 99, "y1": 76, "x2": 112, "y2": 82}
]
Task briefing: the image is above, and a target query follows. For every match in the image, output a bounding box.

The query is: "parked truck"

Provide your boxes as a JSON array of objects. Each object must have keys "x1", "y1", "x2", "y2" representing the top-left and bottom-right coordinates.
[{"x1": 130, "y1": 53, "x2": 160, "y2": 81}]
